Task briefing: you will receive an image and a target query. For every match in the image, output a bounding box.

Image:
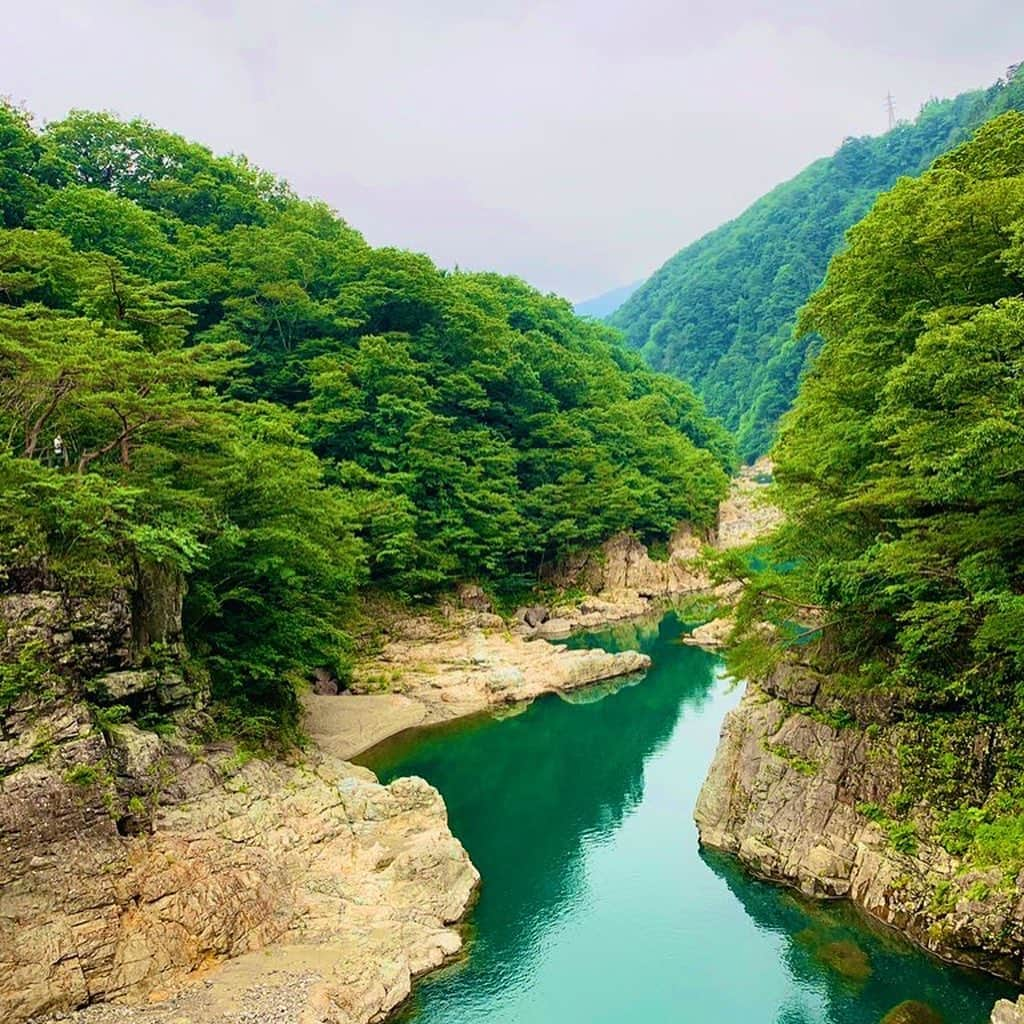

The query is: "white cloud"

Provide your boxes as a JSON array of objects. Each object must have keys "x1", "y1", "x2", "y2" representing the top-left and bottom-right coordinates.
[{"x1": 4, "y1": 0, "x2": 1023, "y2": 299}]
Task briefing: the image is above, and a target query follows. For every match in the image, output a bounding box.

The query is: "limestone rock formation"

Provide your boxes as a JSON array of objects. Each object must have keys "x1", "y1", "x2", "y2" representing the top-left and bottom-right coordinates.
[
  {"x1": 1, "y1": 578, "x2": 477, "y2": 1024},
  {"x1": 308, "y1": 613, "x2": 651, "y2": 760},
  {"x1": 5, "y1": 754, "x2": 477, "y2": 1024},
  {"x1": 543, "y1": 523, "x2": 708, "y2": 602},
  {"x1": 680, "y1": 616, "x2": 733, "y2": 648},
  {"x1": 695, "y1": 662, "x2": 1024, "y2": 982},
  {"x1": 714, "y1": 457, "x2": 784, "y2": 550},
  {"x1": 520, "y1": 467, "x2": 780, "y2": 638}
]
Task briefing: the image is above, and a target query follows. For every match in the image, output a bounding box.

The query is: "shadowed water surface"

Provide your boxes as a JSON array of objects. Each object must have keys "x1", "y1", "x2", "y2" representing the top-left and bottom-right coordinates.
[{"x1": 360, "y1": 613, "x2": 1015, "y2": 1023}]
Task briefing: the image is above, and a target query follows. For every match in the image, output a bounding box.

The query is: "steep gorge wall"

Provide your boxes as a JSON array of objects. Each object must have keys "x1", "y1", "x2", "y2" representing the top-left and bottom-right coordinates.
[
  {"x1": 0, "y1": 576, "x2": 477, "y2": 1024},
  {"x1": 542, "y1": 522, "x2": 710, "y2": 600},
  {"x1": 695, "y1": 662, "x2": 1024, "y2": 983}
]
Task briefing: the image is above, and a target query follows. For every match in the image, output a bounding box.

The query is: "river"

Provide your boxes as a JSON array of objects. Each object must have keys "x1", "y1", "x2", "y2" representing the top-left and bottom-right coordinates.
[{"x1": 359, "y1": 612, "x2": 1014, "y2": 1024}]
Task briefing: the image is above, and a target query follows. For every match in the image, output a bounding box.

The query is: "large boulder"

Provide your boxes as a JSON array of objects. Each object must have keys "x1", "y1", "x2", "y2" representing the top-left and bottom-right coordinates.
[
  {"x1": 881, "y1": 1000, "x2": 942, "y2": 1024},
  {"x1": 0, "y1": 754, "x2": 479, "y2": 1024},
  {"x1": 518, "y1": 604, "x2": 550, "y2": 627},
  {"x1": 313, "y1": 666, "x2": 340, "y2": 695},
  {"x1": 993, "y1": 997, "x2": 1024, "y2": 1024},
  {"x1": 455, "y1": 583, "x2": 493, "y2": 613},
  {"x1": 681, "y1": 617, "x2": 733, "y2": 648}
]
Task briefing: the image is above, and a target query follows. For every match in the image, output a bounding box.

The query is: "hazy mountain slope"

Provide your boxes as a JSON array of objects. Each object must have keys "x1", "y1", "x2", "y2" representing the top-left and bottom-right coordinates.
[
  {"x1": 574, "y1": 281, "x2": 641, "y2": 318},
  {"x1": 611, "y1": 66, "x2": 1024, "y2": 460}
]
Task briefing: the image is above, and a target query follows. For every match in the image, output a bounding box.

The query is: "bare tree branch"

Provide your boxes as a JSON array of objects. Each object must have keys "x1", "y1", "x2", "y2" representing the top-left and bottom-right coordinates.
[{"x1": 23, "y1": 370, "x2": 75, "y2": 459}]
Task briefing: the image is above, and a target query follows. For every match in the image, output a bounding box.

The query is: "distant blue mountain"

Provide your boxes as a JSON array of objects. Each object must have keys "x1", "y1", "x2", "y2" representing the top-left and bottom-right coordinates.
[{"x1": 574, "y1": 280, "x2": 642, "y2": 319}]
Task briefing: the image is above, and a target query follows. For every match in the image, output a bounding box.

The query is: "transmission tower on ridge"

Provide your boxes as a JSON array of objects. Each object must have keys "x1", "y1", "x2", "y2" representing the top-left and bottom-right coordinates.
[{"x1": 885, "y1": 91, "x2": 897, "y2": 131}]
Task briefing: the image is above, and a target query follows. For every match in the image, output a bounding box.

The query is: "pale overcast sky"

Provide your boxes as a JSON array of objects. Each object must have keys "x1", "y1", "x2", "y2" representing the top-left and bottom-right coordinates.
[{"x1": 4, "y1": 1, "x2": 1024, "y2": 300}]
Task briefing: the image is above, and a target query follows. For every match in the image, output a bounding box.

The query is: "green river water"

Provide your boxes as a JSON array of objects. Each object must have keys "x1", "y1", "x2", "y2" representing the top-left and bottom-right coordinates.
[{"x1": 360, "y1": 612, "x2": 1016, "y2": 1024}]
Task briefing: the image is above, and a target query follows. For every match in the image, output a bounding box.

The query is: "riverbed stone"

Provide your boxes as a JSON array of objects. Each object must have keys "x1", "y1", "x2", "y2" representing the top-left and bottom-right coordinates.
[
  {"x1": 518, "y1": 604, "x2": 549, "y2": 627},
  {"x1": 881, "y1": 1001, "x2": 944, "y2": 1024},
  {"x1": 993, "y1": 996, "x2": 1024, "y2": 1024},
  {"x1": 681, "y1": 616, "x2": 733, "y2": 648}
]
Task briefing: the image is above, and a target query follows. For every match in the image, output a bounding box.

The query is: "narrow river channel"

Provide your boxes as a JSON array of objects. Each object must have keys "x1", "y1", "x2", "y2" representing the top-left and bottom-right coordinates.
[{"x1": 360, "y1": 612, "x2": 1014, "y2": 1024}]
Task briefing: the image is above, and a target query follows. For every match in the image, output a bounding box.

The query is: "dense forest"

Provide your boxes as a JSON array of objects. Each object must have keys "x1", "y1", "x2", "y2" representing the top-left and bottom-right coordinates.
[
  {"x1": 740, "y1": 110, "x2": 1024, "y2": 873},
  {"x1": 0, "y1": 104, "x2": 732, "y2": 733},
  {"x1": 612, "y1": 66, "x2": 1024, "y2": 461}
]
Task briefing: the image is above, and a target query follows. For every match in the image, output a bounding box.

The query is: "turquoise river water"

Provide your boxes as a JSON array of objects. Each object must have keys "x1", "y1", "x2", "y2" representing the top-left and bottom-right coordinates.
[{"x1": 360, "y1": 612, "x2": 1016, "y2": 1024}]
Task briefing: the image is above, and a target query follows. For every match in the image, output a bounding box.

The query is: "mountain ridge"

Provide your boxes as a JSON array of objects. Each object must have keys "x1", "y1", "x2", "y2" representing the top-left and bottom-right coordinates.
[
  {"x1": 574, "y1": 280, "x2": 641, "y2": 319},
  {"x1": 611, "y1": 65, "x2": 1024, "y2": 460}
]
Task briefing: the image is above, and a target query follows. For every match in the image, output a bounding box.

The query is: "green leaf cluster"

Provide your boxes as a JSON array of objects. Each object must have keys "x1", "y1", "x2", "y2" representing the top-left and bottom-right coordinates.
[{"x1": 762, "y1": 109, "x2": 1024, "y2": 871}]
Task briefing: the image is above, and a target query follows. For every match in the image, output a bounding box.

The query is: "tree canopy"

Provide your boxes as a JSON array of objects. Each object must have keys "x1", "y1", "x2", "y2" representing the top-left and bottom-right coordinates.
[
  {"x1": 0, "y1": 104, "x2": 732, "y2": 733},
  {"x1": 742, "y1": 110, "x2": 1024, "y2": 871}
]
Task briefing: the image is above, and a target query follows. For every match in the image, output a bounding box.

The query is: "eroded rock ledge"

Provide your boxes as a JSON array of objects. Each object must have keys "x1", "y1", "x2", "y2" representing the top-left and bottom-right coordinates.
[
  {"x1": 5, "y1": 749, "x2": 477, "y2": 1024},
  {"x1": 0, "y1": 584, "x2": 478, "y2": 1024},
  {"x1": 305, "y1": 610, "x2": 651, "y2": 761},
  {"x1": 695, "y1": 662, "x2": 1024, "y2": 984},
  {"x1": 514, "y1": 459, "x2": 780, "y2": 642}
]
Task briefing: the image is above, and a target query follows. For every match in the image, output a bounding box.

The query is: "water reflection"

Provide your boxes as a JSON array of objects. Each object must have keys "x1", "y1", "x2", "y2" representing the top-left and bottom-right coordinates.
[
  {"x1": 704, "y1": 849, "x2": 1016, "y2": 1023},
  {"x1": 365, "y1": 613, "x2": 720, "y2": 1009}
]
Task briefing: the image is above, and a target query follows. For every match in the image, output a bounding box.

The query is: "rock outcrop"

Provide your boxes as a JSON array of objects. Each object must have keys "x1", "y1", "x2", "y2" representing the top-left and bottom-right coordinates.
[
  {"x1": 533, "y1": 524, "x2": 710, "y2": 632},
  {"x1": 5, "y1": 754, "x2": 476, "y2": 1024},
  {"x1": 714, "y1": 457, "x2": 783, "y2": 550},
  {"x1": 521, "y1": 463, "x2": 782, "y2": 639},
  {"x1": 680, "y1": 616, "x2": 733, "y2": 649},
  {"x1": 306, "y1": 610, "x2": 651, "y2": 760},
  {"x1": 0, "y1": 578, "x2": 477, "y2": 1024},
  {"x1": 695, "y1": 662, "x2": 1024, "y2": 983},
  {"x1": 994, "y1": 996, "x2": 1024, "y2": 1023}
]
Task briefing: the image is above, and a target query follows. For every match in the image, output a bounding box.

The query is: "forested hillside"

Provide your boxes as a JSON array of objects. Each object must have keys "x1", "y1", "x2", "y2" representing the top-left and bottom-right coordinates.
[
  {"x1": 612, "y1": 67, "x2": 1024, "y2": 460},
  {"x1": 0, "y1": 105, "x2": 732, "y2": 733},
  {"x1": 744, "y1": 110, "x2": 1024, "y2": 874}
]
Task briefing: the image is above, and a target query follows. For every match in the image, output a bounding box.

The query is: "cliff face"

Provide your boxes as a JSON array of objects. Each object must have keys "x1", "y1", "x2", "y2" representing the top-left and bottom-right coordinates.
[
  {"x1": 0, "y1": 574, "x2": 199, "y2": 833},
  {"x1": 695, "y1": 663, "x2": 1024, "y2": 983},
  {"x1": 6, "y1": 754, "x2": 477, "y2": 1024},
  {"x1": 0, "y1": 575, "x2": 478, "y2": 1024},
  {"x1": 527, "y1": 465, "x2": 780, "y2": 640},
  {"x1": 542, "y1": 523, "x2": 710, "y2": 600}
]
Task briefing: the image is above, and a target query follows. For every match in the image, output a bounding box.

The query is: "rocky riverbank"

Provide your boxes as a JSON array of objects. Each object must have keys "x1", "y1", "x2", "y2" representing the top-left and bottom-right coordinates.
[
  {"x1": 303, "y1": 498, "x2": 735, "y2": 761},
  {"x1": 0, "y1": 584, "x2": 477, "y2": 1024},
  {"x1": 523, "y1": 523, "x2": 711, "y2": 637},
  {"x1": 695, "y1": 661, "x2": 1024, "y2": 987},
  {"x1": 691, "y1": 464, "x2": 1024, "y2": 1020},
  {"x1": 714, "y1": 457, "x2": 782, "y2": 549},
  {"x1": 4, "y1": 554, "x2": 658, "y2": 1023},
  {"x1": 305, "y1": 607, "x2": 650, "y2": 761},
  {"x1": 17, "y1": 756, "x2": 477, "y2": 1024},
  {"x1": 304, "y1": 458, "x2": 782, "y2": 773},
  {"x1": 5, "y1": 464, "x2": 779, "y2": 1024}
]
